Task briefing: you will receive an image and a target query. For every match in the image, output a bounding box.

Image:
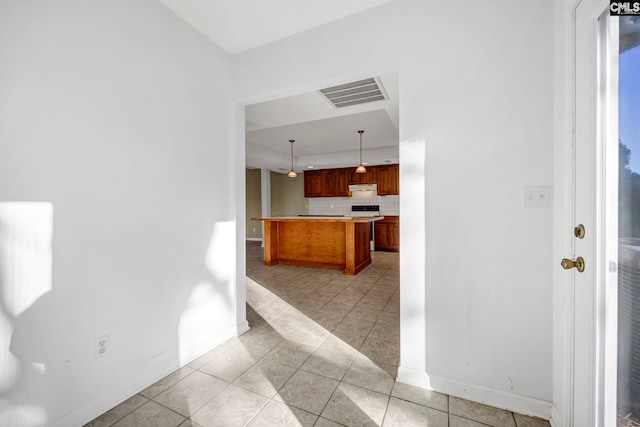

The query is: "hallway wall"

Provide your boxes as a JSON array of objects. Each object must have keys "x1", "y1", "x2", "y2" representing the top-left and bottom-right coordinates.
[
  {"x1": 270, "y1": 171, "x2": 308, "y2": 217},
  {"x1": 0, "y1": 1, "x2": 239, "y2": 425},
  {"x1": 246, "y1": 169, "x2": 262, "y2": 239},
  {"x1": 233, "y1": 0, "x2": 555, "y2": 417}
]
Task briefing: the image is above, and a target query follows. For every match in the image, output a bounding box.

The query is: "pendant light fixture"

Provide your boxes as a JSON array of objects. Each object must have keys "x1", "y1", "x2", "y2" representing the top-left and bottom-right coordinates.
[
  {"x1": 355, "y1": 130, "x2": 367, "y2": 173},
  {"x1": 287, "y1": 139, "x2": 297, "y2": 178}
]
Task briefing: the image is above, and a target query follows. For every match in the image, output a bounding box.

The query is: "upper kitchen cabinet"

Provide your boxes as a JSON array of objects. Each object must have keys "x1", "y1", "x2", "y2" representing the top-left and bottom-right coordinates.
[
  {"x1": 349, "y1": 167, "x2": 377, "y2": 185},
  {"x1": 304, "y1": 169, "x2": 344, "y2": 197},
  {"x1": 321, "y1": 169, "x2": 335, "y2": 197},
  {"x1": 305, "y1": 165, "x2": 399, "y2": 197},
  {"x1": 334, "y1": 168, "x2": 350, "y2": 196},
  {"x1": 376, "y1": 164, "x2": 399, "y2": 196},
  {"x1": 304, "y1": 170, "x2": 323, "y2": 197}
]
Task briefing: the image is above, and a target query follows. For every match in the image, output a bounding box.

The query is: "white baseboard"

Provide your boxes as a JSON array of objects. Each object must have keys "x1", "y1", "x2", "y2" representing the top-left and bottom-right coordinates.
[
  {"x1": 235, "y1": 319, "x2": 250, "y2": 336},
  {"x1": 396, "y1": 366, "x2": 552, "y2": 420},
  {"x1": 396, "y1": 366, "x2": 432, "y2": 388},
  {"x1": 51, "y1": 323, "x2": 241, "y2": 427},
  {"x1": 246, "y1": 237, "x2": 262, "y2": 242},
  {"x1": 549, "y1": 404, "x2": 563, "y2": 427}
]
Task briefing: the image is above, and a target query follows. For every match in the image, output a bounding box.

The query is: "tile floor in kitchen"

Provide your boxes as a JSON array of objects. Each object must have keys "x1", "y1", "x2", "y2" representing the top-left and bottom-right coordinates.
[{"x1": 86, "y1": 241, "x2": 551, "y2": 427}]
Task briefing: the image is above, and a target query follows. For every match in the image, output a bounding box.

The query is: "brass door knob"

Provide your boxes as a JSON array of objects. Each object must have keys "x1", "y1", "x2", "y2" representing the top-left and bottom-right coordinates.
[{"x1": 561, "y1": 257, "x2": 585, "y2": 273}]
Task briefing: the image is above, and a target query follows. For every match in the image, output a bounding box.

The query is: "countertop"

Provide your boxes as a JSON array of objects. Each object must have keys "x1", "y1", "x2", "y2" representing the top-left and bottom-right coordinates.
[{"x1": 252, "y1": 216, "x2": 384, "y2": 223}]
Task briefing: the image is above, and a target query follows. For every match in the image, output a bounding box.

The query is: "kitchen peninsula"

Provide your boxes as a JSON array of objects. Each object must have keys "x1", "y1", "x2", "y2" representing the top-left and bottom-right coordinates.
[{"x1": 251, "y1": 216, "x2": 383, "y2": 275}]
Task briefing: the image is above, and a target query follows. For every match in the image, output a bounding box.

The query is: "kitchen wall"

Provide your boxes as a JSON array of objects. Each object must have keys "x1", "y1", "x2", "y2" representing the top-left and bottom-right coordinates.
[
  {"x1": 0, "y1": 1, "x2": 240, "y2": 426},
  {"x1": 233, "y1": 0, "x2": 554, "y2": 418},
  {"x1": 309, "y1": 193, "x2": 399, "y2": 216},
  {"x1": 245, "y1": 169, "x2": 262, "y2": 239},
  {"x1": 270, "y1": 171, "x2": 308, "y2": 216}
]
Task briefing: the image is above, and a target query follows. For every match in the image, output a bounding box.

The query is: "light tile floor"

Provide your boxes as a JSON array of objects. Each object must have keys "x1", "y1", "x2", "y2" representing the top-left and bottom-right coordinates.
[{"x1": 86, "y1": 242, "x2": 551, "y2": 427}]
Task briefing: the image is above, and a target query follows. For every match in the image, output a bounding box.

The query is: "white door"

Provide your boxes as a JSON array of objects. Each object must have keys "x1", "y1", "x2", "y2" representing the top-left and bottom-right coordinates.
[{"x1": 571, "y1": 1, "x2": 619, "y2": 425}]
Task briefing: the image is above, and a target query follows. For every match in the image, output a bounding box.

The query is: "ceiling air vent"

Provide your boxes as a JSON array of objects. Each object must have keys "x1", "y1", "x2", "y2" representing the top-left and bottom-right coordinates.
[{"x1": 319, "y1": 77, "x2": 388, "y2": 108}]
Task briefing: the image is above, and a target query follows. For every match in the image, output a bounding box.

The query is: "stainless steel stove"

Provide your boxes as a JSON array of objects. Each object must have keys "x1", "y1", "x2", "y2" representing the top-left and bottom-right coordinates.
[
  {"x1": 350, "y1": 205, "x2": 381, "y2": 217},
  {"x1": 351, "y1": 205, "x2": 380, "y2": 250}
]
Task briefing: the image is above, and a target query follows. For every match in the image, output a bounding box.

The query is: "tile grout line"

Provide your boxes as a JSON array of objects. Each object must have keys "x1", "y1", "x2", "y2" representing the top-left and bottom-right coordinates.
[
  {"x1": 246, "y1": 251, "x2": 398, "y2": 425},
  {"x1": 93, "y1": 248, "x2": 400, "y2": 427}
]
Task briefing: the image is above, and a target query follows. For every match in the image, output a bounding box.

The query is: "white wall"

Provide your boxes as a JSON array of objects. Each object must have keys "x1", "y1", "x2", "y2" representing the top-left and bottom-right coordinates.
[
  {"x1": 234, "y1": 0, "x2": 555, "y2": 417},
  {"x1": 0, "y1": 1, "x2": 241, "y2": 425},
  {"x1": 246, "y1": 169, "x2": 262, "y2": 239},
  {"x1": 270, "y1": 171, "x2": 308, "y2": 217}
]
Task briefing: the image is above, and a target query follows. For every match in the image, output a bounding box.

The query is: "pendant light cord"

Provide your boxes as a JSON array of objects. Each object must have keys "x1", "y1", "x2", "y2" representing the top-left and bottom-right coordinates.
[
  {"x1": 288, "y1": 139, "x2": 297, "y2": 177},
  {"x1": 358, "y1": 130, "x2": 365, "y2": 166}
]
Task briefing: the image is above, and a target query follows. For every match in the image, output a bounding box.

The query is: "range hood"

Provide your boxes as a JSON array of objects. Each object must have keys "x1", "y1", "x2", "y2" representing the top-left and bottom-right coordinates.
[{"x1": 348, "y1": 184, "x2": 377, "y2": 192}]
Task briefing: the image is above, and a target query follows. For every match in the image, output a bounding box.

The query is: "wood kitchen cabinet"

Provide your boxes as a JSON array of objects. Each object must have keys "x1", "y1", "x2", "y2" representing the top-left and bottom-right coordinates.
[
  {"x1": 321, "y1": 170, "x2": 335, "y2": 196},
  {"x1": 376, "y1": 164, "x2": 399, "y2": 196},
  {"x1": 333, "y1": 168, "x2": 350, "y2": 196},
  {"x1": 305, "y1": 164, "x2": 398, "y2": 197},
  {"x1": 305, "y1": 169, "x2": 351, "y2": 197},
  {"x1": 375, "y1": 215, "x2": 399, "y2": 252},
  {"x1": 349, "y1": 167, "x2": 377, "y2": 184},
  {"x1": 304, "y1": 170, "x2": 323, "y2": 197}
]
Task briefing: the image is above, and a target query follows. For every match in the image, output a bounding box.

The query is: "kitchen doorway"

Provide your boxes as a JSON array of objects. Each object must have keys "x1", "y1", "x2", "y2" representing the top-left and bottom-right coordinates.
[{"x1": 242, "y1": 73, "x2": 402, "y2": 396}]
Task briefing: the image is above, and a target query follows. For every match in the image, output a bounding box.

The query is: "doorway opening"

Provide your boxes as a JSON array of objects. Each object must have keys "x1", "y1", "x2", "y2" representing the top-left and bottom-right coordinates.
[{"x1": 239, "y1": 74, "x2": 402, "y2": 420}]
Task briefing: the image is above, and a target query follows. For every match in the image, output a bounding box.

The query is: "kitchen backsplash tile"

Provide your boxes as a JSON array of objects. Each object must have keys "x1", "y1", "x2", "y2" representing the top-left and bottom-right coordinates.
[{"x1": 308, "y1": 194, "x2": 399, "y2": 216}]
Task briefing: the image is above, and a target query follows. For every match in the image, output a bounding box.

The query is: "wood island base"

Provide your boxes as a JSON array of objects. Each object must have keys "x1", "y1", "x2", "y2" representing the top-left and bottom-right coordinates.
[{"x1": 252, "y1": 216, "x2": 383, "y2": 275}]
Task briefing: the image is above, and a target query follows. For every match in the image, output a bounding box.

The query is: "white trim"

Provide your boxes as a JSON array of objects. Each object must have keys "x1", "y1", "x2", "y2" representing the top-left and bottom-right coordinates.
[
  {"x1": 570, "y1": 1, "x2": 617, "y2": 425},
  {"x1": 234, "y1": 102, "x2": 248, "y2": 333},
  {"x1": 428, "y1": 374, "x2": 552, "y2": 420},
  {"x1": 398, "y1": 132, "x2": 427, "y2": 378},
  {"x1": 396, "y1": 368, "x2": 552, "y2": 420},
  {"x1": 598, "y1": 9, "x2": 619, "y2": 425},
  {"x1": 246, "y1": 237, "x2": 263, "y2": 242},
  {"x1": 550, "y1": 404, "x2": 564, "y2": 427},
  {"x1": 554, "y1": 0, "x2": 614, "y2": 424},
  {"x1": 235, "y1": 320, "x2": 250, "y2": 336},
  {"x1": 396, "y1": 366, "x2": 431, "y2": 389},
  {"x1": 553, "y1": 1, "x2": 579, "y2": 424},
  {"x1": 51, "y1": 324, "x2": 240, "y2": 427}
]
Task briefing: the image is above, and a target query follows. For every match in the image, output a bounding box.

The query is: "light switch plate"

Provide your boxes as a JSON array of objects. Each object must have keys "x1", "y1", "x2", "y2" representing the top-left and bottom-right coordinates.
[{"x1": 523, "y1": 186, "x2": 551, "y2": 208}]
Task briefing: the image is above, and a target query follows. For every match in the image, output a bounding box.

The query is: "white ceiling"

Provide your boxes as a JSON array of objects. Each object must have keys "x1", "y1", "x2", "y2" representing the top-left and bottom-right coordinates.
[
  {"x1": 247, "y1": 110, "x2": 396, "y2": 156},
  {"x1": 246, "y1": 74, "x2": 399, "y2": 172},
  {"x1": 155, "y1": 0, "x2": 399, "y2": 173},
  {"x1": 156, "y1": 0, "x2": 394, "y2": 55}
]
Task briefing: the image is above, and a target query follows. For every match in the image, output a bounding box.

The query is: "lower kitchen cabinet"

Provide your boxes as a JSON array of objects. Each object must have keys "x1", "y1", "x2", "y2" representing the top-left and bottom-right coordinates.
[{"x1": 375, "y1": 216, "x2": 399, "y2": 252}]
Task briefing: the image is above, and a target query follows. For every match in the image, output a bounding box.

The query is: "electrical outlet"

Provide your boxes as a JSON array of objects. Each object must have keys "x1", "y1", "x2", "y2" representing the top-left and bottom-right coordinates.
[{"x1": 94, "y1": 334, "x2": 110, "y2": 359}]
